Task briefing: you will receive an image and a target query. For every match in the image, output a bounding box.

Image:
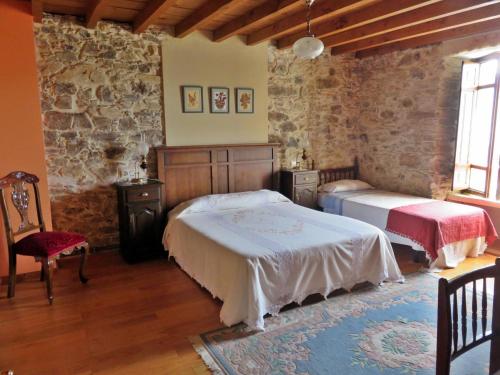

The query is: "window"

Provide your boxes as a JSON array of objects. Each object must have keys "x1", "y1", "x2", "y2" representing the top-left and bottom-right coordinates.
[{"x1": 453, "y1": 53, "x2": 500, "y2": 199}]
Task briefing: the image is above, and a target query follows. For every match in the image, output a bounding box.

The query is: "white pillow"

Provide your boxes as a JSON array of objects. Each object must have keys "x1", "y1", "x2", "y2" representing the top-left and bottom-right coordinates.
[
  {"x1": 320, "y1": 179, "x2": 374, "y2": 193},
  {"x1": 174, "y1": 190, "x2": 291, "y2": 215}
]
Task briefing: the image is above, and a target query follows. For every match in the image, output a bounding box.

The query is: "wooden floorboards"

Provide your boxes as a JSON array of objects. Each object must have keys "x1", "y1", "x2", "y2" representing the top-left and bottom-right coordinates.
[{"x1": 0, "y1": 247, "x2": 496, "y2": 374}]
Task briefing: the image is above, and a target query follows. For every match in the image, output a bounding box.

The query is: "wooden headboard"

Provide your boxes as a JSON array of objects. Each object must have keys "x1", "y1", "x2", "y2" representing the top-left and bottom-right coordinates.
[
  {"x1": 156, "y1": 143, "x2": 280, "y2": 210},
  {"x1": 318, "y1": 157, "x2": 359, "y2": 186}
]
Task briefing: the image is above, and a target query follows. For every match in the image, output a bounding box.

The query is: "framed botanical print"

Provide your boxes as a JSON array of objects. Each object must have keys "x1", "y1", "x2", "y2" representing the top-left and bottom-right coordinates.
[
  {"x1": 209, "y1": 87, "x2": 230, "y2": 114},
  {"x1": 181, "y1": 85, "x2": 203, "y2": 113},
  {"x1": 235, "y1": 88, "x2": 254, "y2": 114}
]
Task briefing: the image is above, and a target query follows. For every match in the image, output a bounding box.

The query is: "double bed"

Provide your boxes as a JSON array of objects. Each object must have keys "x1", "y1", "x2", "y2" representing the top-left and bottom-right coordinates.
[
  {"x1": 156, "y1": 144, "x2": 403, "y2": 330},
  {"x1": 317, "y1": 160, "x2": 497, "y2": 269}
]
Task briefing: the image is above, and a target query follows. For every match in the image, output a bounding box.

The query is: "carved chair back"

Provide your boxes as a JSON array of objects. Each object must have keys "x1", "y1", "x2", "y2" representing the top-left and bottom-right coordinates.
[
  {"x1": 0, "y1": 171, "x2": 46, "y2": 251},
  {"x1": 436, "y1": 258, "x2": 500, "y2": 375}
]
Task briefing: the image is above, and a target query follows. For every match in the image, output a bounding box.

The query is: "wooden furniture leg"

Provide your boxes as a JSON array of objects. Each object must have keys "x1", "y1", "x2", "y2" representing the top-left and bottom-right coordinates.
[
  {"x1": 7, "y1": 251, "x2": 16, "y2": 298},
  {"x1": 40, "y1": 264, "x2": 45, "y2": 281},
  {"x1": 42, "y1": 257, "x2": 54, "y2": 304},
  {"x1": 79, "y1": 244, "x2": 90, "y2": 284}
]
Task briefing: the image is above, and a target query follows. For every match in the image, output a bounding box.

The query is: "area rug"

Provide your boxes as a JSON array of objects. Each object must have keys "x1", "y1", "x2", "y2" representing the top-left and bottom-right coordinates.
[{"x1": 191, "y1": 273, "x2": 491, "y2": 375}]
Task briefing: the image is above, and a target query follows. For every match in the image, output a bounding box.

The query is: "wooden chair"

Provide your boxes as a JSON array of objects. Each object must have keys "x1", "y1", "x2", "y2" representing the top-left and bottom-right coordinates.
[
  {"x1": 436, "y1": 258, "x2": 499, "y2": 375},
  {"x1": 0, "y1": 171, "x2": 90, "y2": 304}
]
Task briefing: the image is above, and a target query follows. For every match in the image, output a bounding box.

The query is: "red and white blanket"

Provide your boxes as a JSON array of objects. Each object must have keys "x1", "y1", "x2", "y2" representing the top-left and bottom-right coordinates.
[{"x1": 386, "y1": 200, "x2": 497, "y2": 260}]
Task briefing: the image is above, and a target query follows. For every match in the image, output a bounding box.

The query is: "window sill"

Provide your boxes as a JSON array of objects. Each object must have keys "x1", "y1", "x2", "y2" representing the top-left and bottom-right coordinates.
[{"x1": 447, "y1": 192, "x2": 500, "y2": 209}]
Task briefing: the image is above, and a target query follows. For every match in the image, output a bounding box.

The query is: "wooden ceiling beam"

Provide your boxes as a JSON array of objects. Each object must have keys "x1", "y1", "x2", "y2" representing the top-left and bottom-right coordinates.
[
  {"x1": 356, "y1": 18, "x2": 500, "y2": 58},
  {"x1": 213, "y1": 0, "x2": 303, "y2": 42},
  {"x1": 86, "y1": 0, "x2": 111, "y2": 29},
  {"x1": 31, "y1": 0, "x2": 43, "y2": 23},
  {"x1": 246, "y1": 0, "x2": 371, "y2": 46},
  {"x1": 277, "y1": 0, "x2": 438, "y2": 49},
  {"x1": 175, "y1": 0, "x2": 245, "y2": 38},
  {"x1": 331, "y1": 2, "x2": 500, "y2": 55},
  {"x1": 324, "y1": 0, "x2": 500, "y2": 50},
  {"x1": 133, "y1": 0, "x2": 176, "y2": 33}
]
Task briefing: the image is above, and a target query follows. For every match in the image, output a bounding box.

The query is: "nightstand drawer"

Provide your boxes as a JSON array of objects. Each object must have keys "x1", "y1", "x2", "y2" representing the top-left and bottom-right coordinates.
[
  {"x1": 294, "y1": 185, "x2": 317, "y2": 209},
  {"x1": 294, "y1": 173, "x2": 318, "y2": 185},
  {"x1": 126, "y1": 186, "x2": 160, "y2": 203}
]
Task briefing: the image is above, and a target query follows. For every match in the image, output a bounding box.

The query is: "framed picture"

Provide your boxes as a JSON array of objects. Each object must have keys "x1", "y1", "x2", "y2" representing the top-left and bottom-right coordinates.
[
  {"x1": 209, "y1": 87, "x2": 230, "y2": 114},
  {"x1": 235, "y1": 88, "x2": 254, "y2": 114},
  {"x1": 181, "y1": 85, "x2": 203, "y2": 113}
]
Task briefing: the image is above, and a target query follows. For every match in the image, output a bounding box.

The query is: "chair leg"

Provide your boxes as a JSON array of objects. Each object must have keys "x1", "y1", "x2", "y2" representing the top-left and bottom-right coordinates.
[
  {"x1": 42, "y1": 257, "x2": 54, "y2": 305},
  {"x1": 7, "y1": 253, "x2": 16, "y2": 298},
  {"x1": 79, "y1": 244, "x2": 90, "y2": 284},
  {"x1": 40, "y1": 264, "x2": 45, "y2": 282}
]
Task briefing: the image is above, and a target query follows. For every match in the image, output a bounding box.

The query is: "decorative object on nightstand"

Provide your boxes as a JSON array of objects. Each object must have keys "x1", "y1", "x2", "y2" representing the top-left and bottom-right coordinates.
[
  {"x1": 280, "y1": 169, "x2": 319, "y2": 209},
  {"x1": 116, "y1": 180, "x2": 164, "y2": 263},
  {"x1": 131, "y1": 133, "x2": 149, "y2": 184}
]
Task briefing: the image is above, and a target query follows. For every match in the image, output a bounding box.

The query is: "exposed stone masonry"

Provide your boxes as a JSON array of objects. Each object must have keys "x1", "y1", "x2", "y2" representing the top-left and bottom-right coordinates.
[
  {"x1": 35, "y1": 14, "x2": 500, "y2": 248},
  {"x1": 268, "y1": 46, "x2": 360, "y2": 170},
  {"x1": 35, "y1": 15, "x2": 166, "y2": 247},
  {"x1": 268, "y1": 32, "x2": 500, "y2": 199}
]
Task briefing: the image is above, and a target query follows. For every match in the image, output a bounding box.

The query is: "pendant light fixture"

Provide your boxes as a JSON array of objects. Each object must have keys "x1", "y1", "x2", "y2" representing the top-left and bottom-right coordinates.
[{"x1": 293, "y1": 0, "x2": 324, "y2": 60}]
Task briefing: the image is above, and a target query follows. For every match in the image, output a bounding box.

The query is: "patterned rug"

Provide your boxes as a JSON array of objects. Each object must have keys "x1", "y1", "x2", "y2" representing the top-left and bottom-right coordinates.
[{"x1": 191, "y1": 273, "x2": 492, "y2": 375}]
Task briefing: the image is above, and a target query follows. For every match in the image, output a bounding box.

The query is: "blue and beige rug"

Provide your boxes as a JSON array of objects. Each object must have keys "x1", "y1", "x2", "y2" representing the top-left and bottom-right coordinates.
[{"x1": 191, "y1": 273, "x2": 491, "y2": 374}]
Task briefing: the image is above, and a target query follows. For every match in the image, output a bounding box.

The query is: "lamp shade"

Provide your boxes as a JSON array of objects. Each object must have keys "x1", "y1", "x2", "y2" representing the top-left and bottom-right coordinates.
[
  {"x1": 293, "y1": 36, "x2": 324, "y2": 60},
  {"x1": 137, "y1": 140, "x2": 149, "y2": 156}
]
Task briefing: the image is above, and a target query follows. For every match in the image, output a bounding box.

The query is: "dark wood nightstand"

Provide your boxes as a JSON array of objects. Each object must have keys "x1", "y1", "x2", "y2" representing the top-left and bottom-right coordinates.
[
  {"x1": 116, "y1": 180, "x2": 164, "y2": 263},
  {"x1": 280, "y1": 170, "x2": 319, "y2": 209}
]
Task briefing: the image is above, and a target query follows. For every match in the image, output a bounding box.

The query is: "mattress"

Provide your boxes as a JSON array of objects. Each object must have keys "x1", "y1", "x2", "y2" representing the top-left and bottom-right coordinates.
[
  {"x1": 318, "y1": 190, "x2": 487, "y2": 269},
  {"x1": 163, "y1": 190, "x2": 403, "y2": 330}
]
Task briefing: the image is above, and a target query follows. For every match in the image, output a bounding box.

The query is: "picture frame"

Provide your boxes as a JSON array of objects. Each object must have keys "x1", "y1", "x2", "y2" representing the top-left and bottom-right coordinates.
[
  {"x1": 209, "y1": 87, "x2": 230, "y2": 114},
  {"x1": 181, "y1": 85, "x2": 203, "y2": 113},
  {"x1": 235, "y1": 88, "x2": 254, "y2": 114}
]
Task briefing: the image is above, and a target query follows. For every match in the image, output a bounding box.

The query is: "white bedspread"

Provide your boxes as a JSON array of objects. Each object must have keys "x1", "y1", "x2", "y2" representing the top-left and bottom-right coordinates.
[
  {"x1": 164, "y1": 191, "x2": 403, "y2": 330},
  {"x1": 318, "y1": 190, "x2": 487, "y2": 269}
]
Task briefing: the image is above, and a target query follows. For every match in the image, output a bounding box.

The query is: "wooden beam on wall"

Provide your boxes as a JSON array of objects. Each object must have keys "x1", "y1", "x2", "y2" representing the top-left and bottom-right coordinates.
[
  {"x1": 277, "y1": 0, "x2": 437, "y2": 49},
  {"x1": 31, "y1": 0, "x2": 43, "y2": 23},
  {"x1": 330, "y1": 2, "x2": 500, "y2": 54},
  {"x1": 246, "y1": 0, "x2": 371, "y2": 46},
  {"x1": 356, "y1": 18, "x2": 500, "y2": 58},
  {"x1": 133, "y1": 0, "x2": 176, "y2": 34},
  {"x1": 86, "y1": 0, "x2": 111, "y2": 29},
  {"x1": 213, "y1": 0, "x2": 302, "y2": 42},
  {"x1": 175, "y1": 0, "x2": 244, "y2": 38},
  {"x1": 324, "y1": 0, "x2": 500, "y2": 50}
]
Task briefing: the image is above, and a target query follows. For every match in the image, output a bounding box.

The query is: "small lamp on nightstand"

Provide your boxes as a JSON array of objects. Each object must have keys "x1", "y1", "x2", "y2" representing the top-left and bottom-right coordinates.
[{"x1": 131, "y1": 133, "x2": 149, "y2": 184}]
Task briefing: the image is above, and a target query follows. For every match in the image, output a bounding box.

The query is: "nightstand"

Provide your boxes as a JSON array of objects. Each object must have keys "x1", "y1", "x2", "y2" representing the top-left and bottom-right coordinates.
[
  {"x1": 116, "y1": 180, "x2": 164, "y2": 263},
  {"x1": 280, "y1": 170, "x2": 319, "y2": 209}
]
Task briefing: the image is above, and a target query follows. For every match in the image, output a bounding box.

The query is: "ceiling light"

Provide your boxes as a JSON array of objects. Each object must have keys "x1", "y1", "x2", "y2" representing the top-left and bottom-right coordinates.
[{"x1": 293, "y1": 0, "x2": 324, "y2": 60}]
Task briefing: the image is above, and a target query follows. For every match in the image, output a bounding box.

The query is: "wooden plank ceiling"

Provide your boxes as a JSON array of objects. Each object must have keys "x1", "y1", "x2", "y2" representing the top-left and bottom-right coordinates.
[{"x1": 32, "y1": 0, "x2": 500, "y2": 57}]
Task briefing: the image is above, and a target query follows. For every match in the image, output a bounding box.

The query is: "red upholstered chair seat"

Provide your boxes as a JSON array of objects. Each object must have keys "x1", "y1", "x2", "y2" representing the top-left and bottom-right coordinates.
[{"x1": 13, "y1": 232, "x2": 87, "y2": 257}]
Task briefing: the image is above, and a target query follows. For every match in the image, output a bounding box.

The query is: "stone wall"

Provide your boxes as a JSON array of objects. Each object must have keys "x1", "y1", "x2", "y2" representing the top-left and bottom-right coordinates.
[
  {"x1": 356, "y1": 31, "x2": 500, "y2": 199},
  {"x1": 35, "y1": 15, "x2": 166, "y2": 248},
  {"x1": 268, "y1": 46, "x2": 360, "y2": 170},
  {"x1": 268, "y1": 32, "x2": 500, "y2": 199},
  {"x1": 35, "y1": 13, "x2": 500, "y2": 249}
]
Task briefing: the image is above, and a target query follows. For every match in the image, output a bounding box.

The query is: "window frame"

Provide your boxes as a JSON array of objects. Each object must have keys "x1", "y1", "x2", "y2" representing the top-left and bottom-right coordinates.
[{"x1": 453, "y1": 52, "x2": 500, "y2": 198}]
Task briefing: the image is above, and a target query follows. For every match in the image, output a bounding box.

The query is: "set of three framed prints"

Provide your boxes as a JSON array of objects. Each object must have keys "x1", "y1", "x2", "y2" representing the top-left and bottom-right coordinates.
[{"x1": 181, "y1": 86, "x2": 254, "y2": 114}]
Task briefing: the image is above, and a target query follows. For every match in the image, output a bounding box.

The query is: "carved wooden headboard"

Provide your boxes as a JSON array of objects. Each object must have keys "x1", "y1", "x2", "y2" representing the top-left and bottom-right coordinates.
[
  {"x1": 318, "y1": 157, "x2": 359, "y2": 186},
  {"x1": 156, "y1": 143, "x2": 280, "y2": 210}
]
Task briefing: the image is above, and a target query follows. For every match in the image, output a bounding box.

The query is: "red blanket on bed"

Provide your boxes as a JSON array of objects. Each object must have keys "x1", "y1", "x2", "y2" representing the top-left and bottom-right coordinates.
[{"x1": 386, "y1": 200, "x2": 497, "y2": 260}]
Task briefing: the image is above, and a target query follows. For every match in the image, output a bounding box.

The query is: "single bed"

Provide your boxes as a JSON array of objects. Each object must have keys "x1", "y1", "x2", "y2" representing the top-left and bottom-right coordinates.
[
  {"x1": 317, "y1": 159, "x2": 497, "y2": 269},
  {"x1": 156, "y1": 145, "x2": 404, "y2": 330}
]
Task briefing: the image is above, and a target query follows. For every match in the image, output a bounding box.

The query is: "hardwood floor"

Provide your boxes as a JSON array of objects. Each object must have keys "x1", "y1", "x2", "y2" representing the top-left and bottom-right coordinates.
[{"x1": 0, "y1": 247, "x2": 496, "y2": 375}]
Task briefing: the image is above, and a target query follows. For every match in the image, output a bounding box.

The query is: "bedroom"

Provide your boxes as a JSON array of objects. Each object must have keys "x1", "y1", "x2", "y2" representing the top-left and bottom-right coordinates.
[{"x1": 0, "y1": 0, "x2": 499, "y2": 374}]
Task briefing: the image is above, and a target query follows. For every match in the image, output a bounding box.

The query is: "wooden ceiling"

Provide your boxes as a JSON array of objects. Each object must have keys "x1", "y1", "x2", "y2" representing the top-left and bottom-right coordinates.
[{"x1": 31, "y1": 0, "x2": 500, "y2": 57}]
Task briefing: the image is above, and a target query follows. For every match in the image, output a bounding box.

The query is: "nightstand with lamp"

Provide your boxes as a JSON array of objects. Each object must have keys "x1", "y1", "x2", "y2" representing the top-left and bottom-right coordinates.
[{"x1": 115, "y1": 135, "x2": 164, "y2": 262}]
